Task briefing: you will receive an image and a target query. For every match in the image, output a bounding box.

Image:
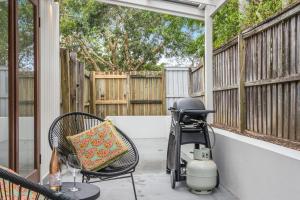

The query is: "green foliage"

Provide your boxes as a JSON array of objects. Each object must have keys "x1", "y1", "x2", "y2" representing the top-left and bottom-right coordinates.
[
  {"x1": 0, "y1": 0, "x2": 34, "y2": 68},
  {"x1": 213, "y1": 0, "x2": 241, "y2": 49},
  {"x1": 213, "y1": 0, "x2": 297, "y2": 48},
  {"x1": 60, "y1": 0, "x2": 204, "y2": 71},
  {"x1": 241, "y1": 0, "x2": 283, "y2": 28},
  {"x1": 0, "y1": 2, "x2": 8, "y2": 66}
]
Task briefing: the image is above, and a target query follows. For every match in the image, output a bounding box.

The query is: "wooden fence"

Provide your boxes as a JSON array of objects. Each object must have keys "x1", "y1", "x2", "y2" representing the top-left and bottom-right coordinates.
[
  {"x1": 60, "y1": 49, "x2": 85, "y2": 114},
  {"x1": 0, "y1": 66, "x2": 34, "y2": 117},
  {"x1": 190, "y1": 65, "x2": 205, "y2": 103},
  {"x1": 88, "y1": 71, "x2": 166, "y2": 118},
  {"x1": 212, "y1": 2, "x2": 300, "y2": 142},
  {"x1": 60, "y1": 49, "x2": 167, "y2": 118},
  {"x1": 213, "y1": 38, "x2": 239, "y2": 128}
]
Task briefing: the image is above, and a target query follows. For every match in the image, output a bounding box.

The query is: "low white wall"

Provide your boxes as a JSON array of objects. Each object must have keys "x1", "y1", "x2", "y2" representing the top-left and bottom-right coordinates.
[
  {"x1": 106, "y1": 116, "x2": 171, "y2": 139},
  {"x1": 0, "y1": 117, "x2": 34, "y2": 141},
  {"x1": 212, "y1": 128, "x2": 300, "y2": 200}
]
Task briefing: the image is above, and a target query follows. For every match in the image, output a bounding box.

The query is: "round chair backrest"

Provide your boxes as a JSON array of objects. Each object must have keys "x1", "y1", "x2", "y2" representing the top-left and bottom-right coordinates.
[
  {"x1": 48, "y1": 112, "x2": 139, "y2": 170},
  {"x1": 49, "y1": 112, "x2": 104, "y2": 157}
]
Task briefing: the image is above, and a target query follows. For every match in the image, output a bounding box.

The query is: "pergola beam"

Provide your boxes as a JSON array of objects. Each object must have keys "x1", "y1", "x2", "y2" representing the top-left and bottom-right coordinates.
[
  {"x1": 208, "y1": 0, "x2": 229, "y2": 16},
  {"x1": 189, "y1": 0, "x2": 217, "y2": 6},
  {"x1": 96, "y1": 0, "x2": 205, "y2": 20}
]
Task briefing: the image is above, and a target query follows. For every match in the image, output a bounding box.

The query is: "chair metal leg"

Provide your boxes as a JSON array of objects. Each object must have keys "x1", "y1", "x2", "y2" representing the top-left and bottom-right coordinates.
[{"x1": 130, "y1": 173, "x2": 138, "y2": 200}]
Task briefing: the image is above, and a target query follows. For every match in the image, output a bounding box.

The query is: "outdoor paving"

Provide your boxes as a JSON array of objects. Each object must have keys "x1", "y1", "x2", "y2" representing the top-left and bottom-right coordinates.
[{"x1": 64, "y1": 138, "x2": 238, "y2": 200}]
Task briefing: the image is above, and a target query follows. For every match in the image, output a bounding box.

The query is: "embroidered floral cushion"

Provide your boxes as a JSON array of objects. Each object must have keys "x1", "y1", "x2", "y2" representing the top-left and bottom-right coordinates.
[
  {"x1": 0, "y1": 165, "x2": 43, "y2": 200},
  {"x1": 67, "y1": 120, "x2": 129, "y2": 171}
]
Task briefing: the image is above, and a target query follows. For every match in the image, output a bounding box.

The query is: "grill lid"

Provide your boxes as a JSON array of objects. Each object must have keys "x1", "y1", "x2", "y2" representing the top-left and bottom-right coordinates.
[{"x1": 173, "y1": 98, "x2": 205, "y2": 110}]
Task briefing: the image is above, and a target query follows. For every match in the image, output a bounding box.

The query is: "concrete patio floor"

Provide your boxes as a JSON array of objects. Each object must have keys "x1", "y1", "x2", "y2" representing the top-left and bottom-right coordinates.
[{"x1": 64, "y1": 138, "x2": 238, "y2": 200}]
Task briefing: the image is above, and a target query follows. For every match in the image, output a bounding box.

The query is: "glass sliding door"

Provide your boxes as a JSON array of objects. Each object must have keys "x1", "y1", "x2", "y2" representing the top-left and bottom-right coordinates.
[
  {"x1": 17, "y1": 0, "x2": 36, "y2": 177},
  {"x1": 0, "y1": 0, "x2": 9, "y2": 168},
  {"x1": 0, "y1": 0, "x2": 40, "y2": 181},
  {"x1": 16, "y1": 0, "x2": 40, "y2": 180}
]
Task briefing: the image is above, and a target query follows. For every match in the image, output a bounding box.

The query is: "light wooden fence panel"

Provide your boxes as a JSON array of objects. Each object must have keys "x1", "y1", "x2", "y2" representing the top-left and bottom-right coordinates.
[
  {"x1": 88, "y1": 71, "x2": 165, "y2": 118},
  {"x1": 213, "y1": 39, "x2": 240, "y2": 128},
  {"x1": 60, "y1": 50, "x2": 166, "y2": 118},
  {"x1": 165, "y1": 67, "x2": 190, "y2": 114},
  {"x1": 0, "y1": 67, "x2": 34, "y2": 117},
  {"x1": 92, "y1": 71, "x2": 128, "y2": 117}
]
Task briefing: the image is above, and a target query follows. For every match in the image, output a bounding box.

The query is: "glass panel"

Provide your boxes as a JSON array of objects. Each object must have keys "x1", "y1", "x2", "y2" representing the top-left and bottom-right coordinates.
[
  {"x1": 0, "y1": 0, "x2": 9, "y2": 167},
  {"x1": 17, "y1": 0, "x2": 35, "y2": 176}
]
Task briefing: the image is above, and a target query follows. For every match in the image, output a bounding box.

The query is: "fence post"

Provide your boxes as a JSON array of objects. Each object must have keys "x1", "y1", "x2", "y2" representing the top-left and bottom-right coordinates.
[
  {"x1": 77, "y1": 62, "x2": 84, "y2": 112},
  {"x1": 126, "y1": 72, "x2": 131, "y2": 115},
  {"x1": 60, "y1": 48, "x2": 70, "y2": 114},
  {"x1": 90, "y1": 71, "x2": 96, "y2": 115},
  {"x1": 188, "y1": 67, "x2": 192, "y2": 96},
  {"x1": 238, "y1": 34, "x2": 246, "y2": 132},
  {"x1": 69, "y1": 52, "x2": 77, "y2": 112},
  {"x1": 161, "y1": 69, "x2": 166, "y2": 115}
]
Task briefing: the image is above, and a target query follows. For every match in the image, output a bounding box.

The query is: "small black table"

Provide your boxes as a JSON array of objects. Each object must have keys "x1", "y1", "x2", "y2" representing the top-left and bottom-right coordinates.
[{"x1": 48, "y1": 182, "x2": 100, "y2": 200}]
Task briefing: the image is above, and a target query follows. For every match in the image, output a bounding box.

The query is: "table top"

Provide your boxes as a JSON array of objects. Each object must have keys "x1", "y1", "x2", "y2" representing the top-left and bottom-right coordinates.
[{"x1": 48, "y1": 182, "x2": 100, "y2": 200}]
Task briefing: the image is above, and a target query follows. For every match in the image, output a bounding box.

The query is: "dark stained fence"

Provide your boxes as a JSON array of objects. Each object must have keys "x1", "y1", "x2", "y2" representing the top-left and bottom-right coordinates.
[
  {"x1": 212, "y1": 2, "x2": 300, "y2": 142},
  {"x1": 190, "y1": 65, "x2": 205, "y2": 103},
  {"x1": 60, "y1": 49, "x2": 85, "y2": 114},
  {"x1": 213, "y1": 39, "x2": 239, "y2": 128},
  {"x1": 243, "y1": 4, "x2": 300, "y2": 141},
  {"x1": 84, "y1": 72, "x2": 90, "y2": 113}
]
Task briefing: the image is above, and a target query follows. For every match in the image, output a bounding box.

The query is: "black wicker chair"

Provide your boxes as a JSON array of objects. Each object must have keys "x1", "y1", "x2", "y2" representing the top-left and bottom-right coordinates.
[
  {"x1": 0, "y1": 167, "x2": 72, "y2": 200},
  {"x1": 48, "y1": 112, "x2": 139, "y2": 200}
]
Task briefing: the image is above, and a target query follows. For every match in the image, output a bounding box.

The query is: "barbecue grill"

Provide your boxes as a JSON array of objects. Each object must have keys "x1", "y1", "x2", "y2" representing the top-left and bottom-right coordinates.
[{"x1": 166, "y1": 98, "x2": 219, "y2": 189}]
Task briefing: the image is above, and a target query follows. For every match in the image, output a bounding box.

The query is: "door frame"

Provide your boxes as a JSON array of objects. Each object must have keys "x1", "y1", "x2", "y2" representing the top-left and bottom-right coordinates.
[{"x1": 8, "y1": 0, "x2": 41, "y2": 182}]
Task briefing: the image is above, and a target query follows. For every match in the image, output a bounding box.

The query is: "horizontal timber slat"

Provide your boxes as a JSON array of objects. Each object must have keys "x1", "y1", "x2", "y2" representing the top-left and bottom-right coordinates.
[
  {"x1": 130, "y1": 75, "x2": 162, "y2": 79},
  {"x1": 95, "y1": 100, "x2": 128, "y2": 105},
  {"x1": 245, "y1": 75, "x2": 300, "y2": 87},
  {"x1": 94, "y1": 74, "x2": 127, "y2": 79},
  {"x1": 130, "y1": 100, "x2": 162, "y2": 104},
  {"x1": 213, "y1": 85, "x2": 239, "y2": 91}
]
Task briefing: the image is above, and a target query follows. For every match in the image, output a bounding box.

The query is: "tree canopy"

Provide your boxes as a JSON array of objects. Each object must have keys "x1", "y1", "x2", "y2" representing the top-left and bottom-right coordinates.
[
  {"x1": 0, "y1": 2, "x2": 8, "y2": 66},
  {"x1": 60, "y1": 0, "x2": 204, "y2": 71}
]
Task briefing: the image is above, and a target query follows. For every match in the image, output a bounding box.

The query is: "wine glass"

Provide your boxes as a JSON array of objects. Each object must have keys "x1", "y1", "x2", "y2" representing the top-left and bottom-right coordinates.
[{"x1": 66, "y1": 154, "x2": 82, "y2": 192}]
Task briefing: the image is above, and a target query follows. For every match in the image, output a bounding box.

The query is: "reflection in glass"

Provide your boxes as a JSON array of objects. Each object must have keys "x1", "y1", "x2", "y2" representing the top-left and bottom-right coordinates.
[
  {"x1": 17, "y1": 0, "x2": 35, "y2": 176},
  {"x1": 0, "y1": 0, "x2": 9, "y2": 168}
]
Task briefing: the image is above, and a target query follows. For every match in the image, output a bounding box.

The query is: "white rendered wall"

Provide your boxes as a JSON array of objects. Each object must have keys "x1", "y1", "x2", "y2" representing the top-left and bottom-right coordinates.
[
  {"x1": 106, "y1": 116, "x2": 171, "y2": 139},
  {"x1": 212, "y1": 128, "x2": 300, "y2": 200},
  {"x1": 40, "y1": 1, "x2": 60, "y2": 179}
]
